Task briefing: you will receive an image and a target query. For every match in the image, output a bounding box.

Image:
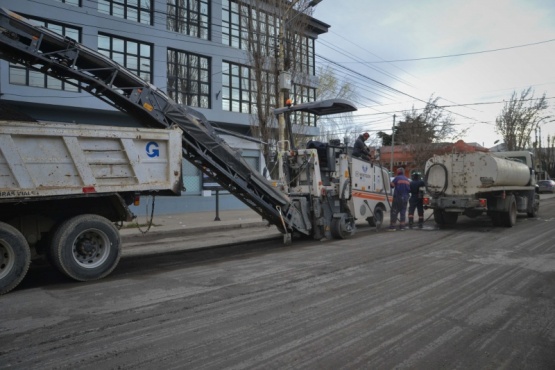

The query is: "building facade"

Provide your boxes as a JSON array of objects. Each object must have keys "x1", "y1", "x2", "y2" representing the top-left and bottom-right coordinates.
[{"x1": 0, "y1": 0, "x2": 329, "y2": 213}]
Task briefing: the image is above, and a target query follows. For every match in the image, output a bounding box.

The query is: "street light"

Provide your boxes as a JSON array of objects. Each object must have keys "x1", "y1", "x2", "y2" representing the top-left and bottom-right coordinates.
[{"x1": 277, "y1": 0, "x2": 322, "y2": 178}]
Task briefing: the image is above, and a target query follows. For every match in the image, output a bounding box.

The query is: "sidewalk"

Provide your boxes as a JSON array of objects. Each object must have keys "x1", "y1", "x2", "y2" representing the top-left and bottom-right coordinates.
[
  {"x1": 120, "y1": 208, "x2": 271, "y2": 241},
  {"x1": 119, "y1": 208, "x2": 284, "y2": 256}
]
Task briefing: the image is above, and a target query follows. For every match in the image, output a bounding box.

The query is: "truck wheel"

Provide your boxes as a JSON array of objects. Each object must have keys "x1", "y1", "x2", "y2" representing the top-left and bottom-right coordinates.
[
  {"x1": 331, "y1": 214, "x2": 355, "y2": 239},
  {"x1": 49, "y1": 214, "x2": 121, "y2": 282},
  {"x1": 433, "y1": 209, "x2": 446, "y2": 225},
  {"x1": 367, "y1": 206, "x2": 385, "y2": 229},
  {"x1": 0, "y1": 222, "x2": 31, "y2": 295},
  {"x1": 527, "y1": 193, "x2": 539, "y2": 218},
  {"x1": 502, "y1": 195, "x2": 517, "y2": 227}
]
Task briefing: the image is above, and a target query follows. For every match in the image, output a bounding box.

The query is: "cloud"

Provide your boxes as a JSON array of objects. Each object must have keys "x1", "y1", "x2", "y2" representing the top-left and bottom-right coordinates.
[{"x1": 315, "y1": 0, "x2": 555, "y2": 146}]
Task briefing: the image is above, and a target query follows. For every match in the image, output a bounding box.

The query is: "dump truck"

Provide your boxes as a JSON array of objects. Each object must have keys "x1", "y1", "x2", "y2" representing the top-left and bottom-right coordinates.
[
  {"x1": 423, "y1": 148, "x2": 539, "y2": 227},
  {"x1": 0, "y1": 8, "x2": 379, "y2": 294},
  {"x1": 0, "y1": 121, "x2": 184, "y2": 294}
]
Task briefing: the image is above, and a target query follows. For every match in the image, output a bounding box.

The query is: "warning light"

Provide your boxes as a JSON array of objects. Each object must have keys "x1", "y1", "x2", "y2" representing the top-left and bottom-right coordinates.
[
  {"x1": 423, "y1": 197, "x2": 430, "y2": 206},
  {"x1": 134, "y1": 195, "x2": 141, "y2": 206},
  {"x1": 479, "y1": 198, "x2": 487, "y2": 208},
  {"x1": 285, "y1": 98, "x2": 293, "y2": 107}
]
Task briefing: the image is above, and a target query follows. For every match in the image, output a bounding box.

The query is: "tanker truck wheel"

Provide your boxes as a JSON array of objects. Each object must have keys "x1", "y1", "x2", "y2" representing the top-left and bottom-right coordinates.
[
  {"x1": 501, "y1": 195, "x2": 517, "y2": 227},
  {"x1": 527, "y1": 193, "x2": 539, "y2": 218},
  {"x1": 0, "y1": 222, "x2": 31, "y2": 295},
  {"x1": 49, "y1": 214, "x2": 121, "y2": 282}
]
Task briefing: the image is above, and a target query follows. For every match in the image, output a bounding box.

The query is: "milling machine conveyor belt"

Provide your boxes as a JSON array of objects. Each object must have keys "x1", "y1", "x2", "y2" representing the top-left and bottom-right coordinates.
[{"x1": 0, "y1": 8, "x2": 290, "y2": 229}]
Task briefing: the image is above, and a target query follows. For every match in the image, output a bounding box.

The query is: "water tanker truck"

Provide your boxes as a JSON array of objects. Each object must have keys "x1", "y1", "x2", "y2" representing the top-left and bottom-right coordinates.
[{"x1": 423, "y1": 148, "x2": 539, "y2": 227}]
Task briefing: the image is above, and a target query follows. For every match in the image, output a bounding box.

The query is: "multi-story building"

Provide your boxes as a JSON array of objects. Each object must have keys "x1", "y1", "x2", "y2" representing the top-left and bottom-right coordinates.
[{"x1": 0, "y1": 0, "x2": 329, "y2": 213}]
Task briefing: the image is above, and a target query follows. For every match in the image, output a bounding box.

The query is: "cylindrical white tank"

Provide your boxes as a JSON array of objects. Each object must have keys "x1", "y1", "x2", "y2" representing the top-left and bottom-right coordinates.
[{"x1": 425, "y1": 152, "x2": 530, "y2": 195}]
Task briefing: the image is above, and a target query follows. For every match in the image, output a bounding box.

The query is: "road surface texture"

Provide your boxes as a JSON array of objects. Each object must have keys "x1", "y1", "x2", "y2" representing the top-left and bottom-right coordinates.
[{"x1": 1, "y1": 197, "x2": 554, "y2": 369}]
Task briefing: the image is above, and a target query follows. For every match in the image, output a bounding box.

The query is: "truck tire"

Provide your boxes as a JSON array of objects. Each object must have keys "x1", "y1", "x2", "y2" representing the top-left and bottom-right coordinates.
[
  {"x1": 0, "y1": 222, "x2": 31, "y2": 295},
  {"x1": 527, "y1": 193, "x2": 539, "y2": 218},
  {"x1": 502, "y1": 195, "x2": 517, "y2": 227},
  {"x1": 49, "y1": 214, "x2": 121, "y2": 282},
  {"x1": 331, "y1": 214, "x2": 355, "y2": 239},
  {"x1": 367, "y1": 206, "x2": 385, "y2": 229}
]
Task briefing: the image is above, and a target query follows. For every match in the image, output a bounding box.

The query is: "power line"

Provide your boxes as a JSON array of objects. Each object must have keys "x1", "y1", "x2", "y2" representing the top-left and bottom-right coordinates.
[{"x1": 350, "y1": 38, "x2": 555, "y2": 64}]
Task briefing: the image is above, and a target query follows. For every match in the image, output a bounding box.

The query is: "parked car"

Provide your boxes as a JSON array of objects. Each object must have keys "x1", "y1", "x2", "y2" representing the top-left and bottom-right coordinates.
[{"x1": 537, "y1": 179, "x2": 555, "y2": 193}]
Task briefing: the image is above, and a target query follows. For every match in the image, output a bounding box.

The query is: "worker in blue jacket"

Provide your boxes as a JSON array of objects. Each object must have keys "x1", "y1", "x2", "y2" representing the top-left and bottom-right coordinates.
[
  {"x1": 389, "y1": 167, "x2": 411, "y2": 230},
  {"x1": 408, "y1": 172, "x2": 426, "y2": 228}
]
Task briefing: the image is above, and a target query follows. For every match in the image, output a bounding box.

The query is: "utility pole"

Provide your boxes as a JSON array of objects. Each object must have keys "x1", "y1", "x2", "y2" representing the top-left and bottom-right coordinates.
[
  {"x1": 277, "y1": 0, "x2": 322, "y2": 180},
  {"x1": 390, "y1": 114, "x2": 396, "y2": 174}
]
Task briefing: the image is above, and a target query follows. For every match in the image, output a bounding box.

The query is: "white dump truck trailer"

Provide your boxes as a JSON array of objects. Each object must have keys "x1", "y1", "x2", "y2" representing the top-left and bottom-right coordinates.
[
  {"x1": 423, "y1": 149, "x2": 539, "y2": 227},
  {"x1": 0, "y1": 121, "x2": 183, "y2": 294}
]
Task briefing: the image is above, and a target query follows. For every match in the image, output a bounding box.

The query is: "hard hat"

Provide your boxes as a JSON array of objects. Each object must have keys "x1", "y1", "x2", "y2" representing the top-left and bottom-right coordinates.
[{"x1": 412, "y1": 172, "x2": 421, "y2": 180}]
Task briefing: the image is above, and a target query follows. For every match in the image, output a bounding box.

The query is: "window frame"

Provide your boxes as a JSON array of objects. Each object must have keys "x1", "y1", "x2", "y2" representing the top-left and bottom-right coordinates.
[
  {"x1": 98, "y1": 0, "x2": 153, "y2": 25},
  {"x1": 167, "y1": 0, "x2": 210, "y2": 40},
  {"x1": 222, "y1": 0, "x2": 278, "y2": 53},
  {"x1": 98, "y1": 33, "x2": 153, "y2": 83},
  {"x1": 167, "y1": 48, "x2": 211, "y2": 109}
]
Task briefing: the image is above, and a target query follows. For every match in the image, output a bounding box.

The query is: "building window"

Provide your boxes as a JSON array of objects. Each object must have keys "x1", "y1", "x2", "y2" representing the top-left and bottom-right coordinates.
[
  {"x1": 167, "y1": 0, "x2": 210, "y2": 40},
  {"x1": 9, "y1": 19, "x2": 81, "y2": 91},
  {"x1": 222, "y1": 62, "x2": 252, "y2": 113},
  {"x1": 222, "y1": 0, "x2": 277, "y2": 53},
  {"x1": 291, "y1": 84, "x2": 316, "y2": 126},
  {"x1": 222, "y1": 0, "x2": 243, "y2": 49},
  {"x1": 297, "y1": 36, "x2": 315, "y2": 75},
  {"x1": 98, "y1": 34, "x2": 152, "y2": 82},
  {"x1": 182, "y1": 161, "x2": 201, "y2": 195},
  {"x1": 98, "y1": 0, "x2": 153, "y2": 25},
  {"x1": 167, "y1": 49, "x2": 210, "y2": 108},
  {"x1": 222, "y1": 61, "x2": 275, "y2": 114},
  {"x1": 55, "y1": 0, "x2": 81, "y2": 5}
]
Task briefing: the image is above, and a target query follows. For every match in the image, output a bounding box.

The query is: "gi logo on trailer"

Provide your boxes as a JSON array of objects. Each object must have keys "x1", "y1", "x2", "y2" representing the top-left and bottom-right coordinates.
[{"x1": 146, "y1": 141, "x2": 160, "y2": 158}]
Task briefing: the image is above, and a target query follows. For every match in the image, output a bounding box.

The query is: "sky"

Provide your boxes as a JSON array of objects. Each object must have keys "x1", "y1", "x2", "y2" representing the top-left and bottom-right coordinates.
[{"x1": 313, "y1": 0, "x2": 555, "y2": 148}]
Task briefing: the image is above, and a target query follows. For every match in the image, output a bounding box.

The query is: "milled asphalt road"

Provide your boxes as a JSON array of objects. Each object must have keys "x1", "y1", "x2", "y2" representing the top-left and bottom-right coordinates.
[{"x1": 1, "y1": 195, "x2": 554, "y2": 369}]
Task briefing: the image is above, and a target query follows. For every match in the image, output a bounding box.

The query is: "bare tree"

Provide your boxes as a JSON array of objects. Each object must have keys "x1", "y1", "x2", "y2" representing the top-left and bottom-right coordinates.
[
  {"x1": 314, "y1": 65, "x2": 358, "y2": 144},
  {"x1": 237, "y1": 0, "x2": 319, "y2": 174},
  {"x1": 495, "y1": 87, "x2": 549, "y2": 151},
  {"x1": 379, "y1": 96, "x2": 458, "y2": 170}
]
